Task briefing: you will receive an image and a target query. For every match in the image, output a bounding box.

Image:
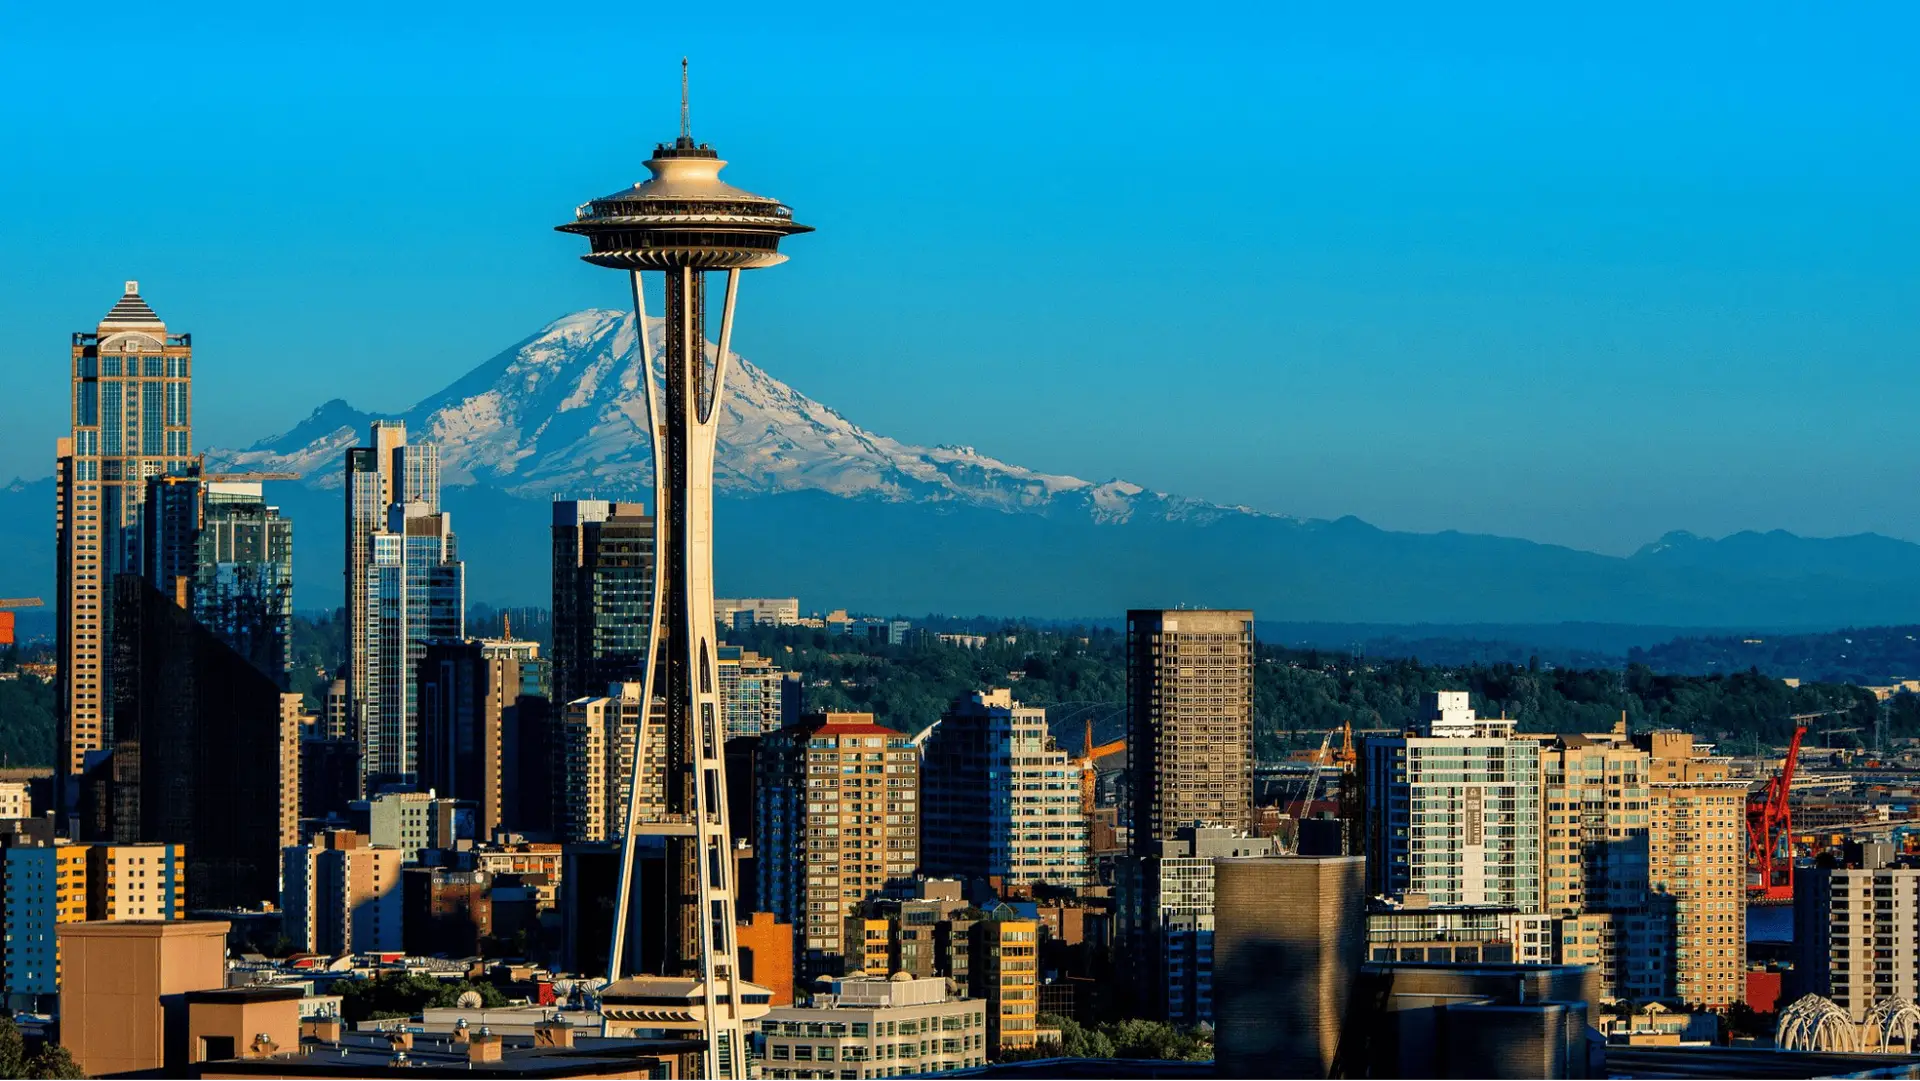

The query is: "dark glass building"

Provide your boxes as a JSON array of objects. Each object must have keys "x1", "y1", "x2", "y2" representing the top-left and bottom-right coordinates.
[
  {"x1": 416, "y1": 638, "x2": 551, "y2": 839},
  {"x1": 550, "y1": 500, "x2": 654, "y2": 706},
  {"x1": 104, "y1": 473, "x2": 299, "y2": 909}
]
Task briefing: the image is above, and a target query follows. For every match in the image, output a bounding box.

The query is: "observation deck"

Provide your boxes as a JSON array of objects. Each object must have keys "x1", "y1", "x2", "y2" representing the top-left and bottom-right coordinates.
[{"x1": 558, "y1": 136, "x2": 811, "y2": 270}]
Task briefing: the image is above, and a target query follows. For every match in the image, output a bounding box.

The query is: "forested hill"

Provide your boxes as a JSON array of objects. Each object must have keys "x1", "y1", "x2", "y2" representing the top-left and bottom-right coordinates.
[
  {"x1": 721, "y1": 624, "x2": 1900, "y2": 759},
  {"x1": 3, "y1": 621, "x2": 1907, "y2": 770},
  {"x1": 1630, "y1": 626, "x2": 1920, "y2": 686}
]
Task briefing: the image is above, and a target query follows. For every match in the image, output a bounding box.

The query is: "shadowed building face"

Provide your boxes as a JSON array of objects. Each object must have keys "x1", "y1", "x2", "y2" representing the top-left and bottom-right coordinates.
[{"x1": 1212, "y1": 856, "x2": 1365, "y2": 1080}]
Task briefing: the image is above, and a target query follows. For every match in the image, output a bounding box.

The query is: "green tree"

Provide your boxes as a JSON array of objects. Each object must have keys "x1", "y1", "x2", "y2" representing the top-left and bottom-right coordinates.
[
  {"x1": 338, "y1": 972, "x2": 507, "y2": 1024},
  {"x1": 24, "y1": 1045, "x2": 83, "y2": 1081},
  {"x1": 0, "y1": 1017, "x2": 26, "y2": 1079}
]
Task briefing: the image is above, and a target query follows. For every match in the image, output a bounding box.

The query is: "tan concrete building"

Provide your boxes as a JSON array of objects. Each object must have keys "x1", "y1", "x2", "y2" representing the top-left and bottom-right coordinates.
[
  {"x1": 1638, "y1": 730, "x2": 1746, "y2": 1007},
  {"x1": 86, "y1": 843, "x2": 187, "y2": 921},
  {"x1": 280, "y1": 830, "x2": 402, "y2": 955},
  {"x1": 186, "y1": 986, "x2": 303, "y2": 1064},
  {"x1": 971, "y1": 916, "x2": 1038, "y2": 1053},
  {"x1": 760, "y1": 974, "x2": 988, "y2": 1078},
  {"x1": 0, "y1": 782, "x2": 27, "y2": 819},
  {"x1": 759, "y1": 713, "x2": 921, "y2": 976},
  {"x1": 560, "y1": 683, "x2": 662, "y2": 842},
  {"x1": 1541, "y1": 724, "x2": 1651, "y2": 918},
  {"x1": 1125, "y1": 609, "x2": 1254, "y2": 853},
  {"x1": 58, "y1": 918, "x2": 229, "y2": 1077},
  {"x1": 56, "y1": 284, "x2": 196, "y2": 795}
]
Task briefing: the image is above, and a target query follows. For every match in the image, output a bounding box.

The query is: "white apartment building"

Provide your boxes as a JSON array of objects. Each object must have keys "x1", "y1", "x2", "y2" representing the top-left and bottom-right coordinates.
[
  {"x1": 1795, "y1": 858, "x2": 1920, "y2": 1021},
  {"x1": 760, "y1": 975, "x2": 988, "y2": 1079},
  {"x1": 1365, "y1": 692, "x2": 1543, "y2": 912}
]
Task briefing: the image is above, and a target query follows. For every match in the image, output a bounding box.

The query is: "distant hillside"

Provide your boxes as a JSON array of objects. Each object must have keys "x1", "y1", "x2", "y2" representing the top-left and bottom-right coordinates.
[{"x1": 1630, "y1": 626, "x2": 1920, "y2": 685}]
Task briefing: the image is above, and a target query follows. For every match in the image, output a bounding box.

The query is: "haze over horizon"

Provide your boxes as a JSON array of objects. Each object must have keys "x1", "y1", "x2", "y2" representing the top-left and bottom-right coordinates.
[{"x1": 3, "y1": 2, "x2": 1916, "y2": 558}]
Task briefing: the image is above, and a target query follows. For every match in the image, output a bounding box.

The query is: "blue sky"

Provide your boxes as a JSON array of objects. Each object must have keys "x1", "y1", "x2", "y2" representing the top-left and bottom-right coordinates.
[{"x1": 2, "y1": 2, "x2": 1915, "y2": 555}]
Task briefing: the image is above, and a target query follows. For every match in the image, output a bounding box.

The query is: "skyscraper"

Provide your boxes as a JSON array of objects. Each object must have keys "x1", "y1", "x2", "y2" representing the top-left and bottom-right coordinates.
[
  {"x1": 556, "y1": 70, "x2": 810, "y2": 1077},
  {"x1": 557, "y1": 683, "x2": 664, "y2": 844},
  {"x1": 56, "y1": 282, "x2": 195, "y2": 811},
  {"x1": 759, "y1": 713, "x2": 919, "y2": 978},
  {"x1": 362, "y1": 500, "x2": 463, "y2": 789},
  {"x1": 416, "y1": 637, "x2": 548, "y2": 839},
  {"x1": 104, "y1": 471, "x2": 300, "y2": 909},
  {"x1": 1125, "y1": 609, "x2": 1255, "y2": 854},
  {"x1": 716, "y1": 645, "x2": 799, "y2": 740},
  {"x1": 551, "y1": 500, "x2": 655, "y2": 706},
  {"x1": 344, "y1": 421, "x2": 448, "y2": 788},
  {"x1": 1363, "y1": 692, "x2": 1543, "y2": 912},
  {"x1": 921, "y1": 688, "x2": 1090, "y2": 890},
  {"x1": 1637, "y1": 730, "x2": 1745, "y2": 1007}
]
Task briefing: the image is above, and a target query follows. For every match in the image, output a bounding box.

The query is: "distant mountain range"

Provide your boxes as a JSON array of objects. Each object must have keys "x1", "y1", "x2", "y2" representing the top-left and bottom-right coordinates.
[{"x1": 4, "y1": 307, "x2": 1920, "y2": 629}]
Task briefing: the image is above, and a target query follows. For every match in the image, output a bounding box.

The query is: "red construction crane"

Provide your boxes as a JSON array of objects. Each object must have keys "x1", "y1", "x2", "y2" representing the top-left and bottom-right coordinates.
[{"x1": 1747, "y1": 711, "x2": 1845, "y2": 903}]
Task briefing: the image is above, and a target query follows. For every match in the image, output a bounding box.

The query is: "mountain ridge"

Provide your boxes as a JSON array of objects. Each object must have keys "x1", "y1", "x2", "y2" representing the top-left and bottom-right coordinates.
[{"x1": 4, "y1": 308, "x2": 1920, "y2": 625}]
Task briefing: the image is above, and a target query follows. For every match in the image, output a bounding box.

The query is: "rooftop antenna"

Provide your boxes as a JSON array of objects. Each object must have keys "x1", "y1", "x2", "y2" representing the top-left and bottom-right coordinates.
[{"x1": 680, "y1": 57, "x2": 691, "y2": 141}]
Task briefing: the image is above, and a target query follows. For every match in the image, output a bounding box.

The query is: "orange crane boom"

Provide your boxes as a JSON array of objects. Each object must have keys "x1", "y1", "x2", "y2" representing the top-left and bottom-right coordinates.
[
  {"x1": 1078, "y1": 723, "x2": 1127, "y2": 816},
  {"x1": 0, "y1": 598, "x2": 43, "y2": 648}
]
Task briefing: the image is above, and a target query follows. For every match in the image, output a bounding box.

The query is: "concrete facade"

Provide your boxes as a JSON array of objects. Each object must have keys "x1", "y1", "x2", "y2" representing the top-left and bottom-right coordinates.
[
  {"x1": 1126, "y1": 610, "x2": 1255, "y2": 852},
  {"x1": 58, "y1": 918, "x2": 229, "y2": 1077},
  {"x1": 759, "y1": 714, "x2": 920, "y2": 976},
  {"x1": 1213, "y1": 856, "x2": 1366, "y2": 1080},
  {"x1": 760, "y1": 975, "x2": 987, "y2": 1078}
]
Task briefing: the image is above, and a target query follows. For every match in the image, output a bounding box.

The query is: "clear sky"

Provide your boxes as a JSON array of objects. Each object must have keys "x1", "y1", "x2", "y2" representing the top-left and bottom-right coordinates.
[{"x1": 2, "y1": 2, "x2": 1915, "y2": 556}]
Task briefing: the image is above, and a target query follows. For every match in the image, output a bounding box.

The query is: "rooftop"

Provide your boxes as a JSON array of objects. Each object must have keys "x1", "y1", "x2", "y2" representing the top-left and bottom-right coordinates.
[
  {"x1": 180, "y1": 1031, "x2": 703, "y2": 1079},
  {"x1": 98, "y1": 281, "x2": 165, "y2": 330}
]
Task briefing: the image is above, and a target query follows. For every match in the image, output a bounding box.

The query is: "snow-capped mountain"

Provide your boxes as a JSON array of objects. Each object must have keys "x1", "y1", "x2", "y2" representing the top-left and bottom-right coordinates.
[{"x1": 213, "y1": 308, "x2": 1261, "y2": 526}]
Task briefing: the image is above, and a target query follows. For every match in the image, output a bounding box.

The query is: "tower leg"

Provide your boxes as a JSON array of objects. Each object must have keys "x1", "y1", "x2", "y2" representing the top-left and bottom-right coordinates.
[{"x1": 608, "y1": 267, "x2": 748, "y2": 1080}]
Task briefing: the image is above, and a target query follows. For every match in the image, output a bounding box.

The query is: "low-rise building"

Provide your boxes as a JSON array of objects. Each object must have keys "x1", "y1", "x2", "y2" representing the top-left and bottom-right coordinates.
[{"x1": 760, "y1": 974, "x2": 988, "y2": 1078}]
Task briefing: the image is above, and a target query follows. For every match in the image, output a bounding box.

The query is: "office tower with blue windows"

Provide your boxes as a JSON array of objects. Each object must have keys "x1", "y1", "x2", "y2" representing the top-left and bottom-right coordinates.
[
  {"x1": 345, "y1": 421, "x2": 460, "y2": 790},
  {"x1": 364, "y1": 502, "x2": 463, "y2": 789},
  {"x1": 0, "y1": 825, "x2": 60, "y2": 1011},
  {"x1": 55, "y1": 282, "x2": 195, "y2": 811}
]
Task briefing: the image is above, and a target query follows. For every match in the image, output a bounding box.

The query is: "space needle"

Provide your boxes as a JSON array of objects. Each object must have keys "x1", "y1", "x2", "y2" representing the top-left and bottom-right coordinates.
[{"x1": 558, "y1": 62, "x2": 809, "y2": 1079}]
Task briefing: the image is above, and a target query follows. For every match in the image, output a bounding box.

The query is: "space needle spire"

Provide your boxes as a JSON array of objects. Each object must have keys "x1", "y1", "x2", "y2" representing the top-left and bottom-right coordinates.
[{"x1": 558, "y1": 66, "x2": 810, "y2": 1080}]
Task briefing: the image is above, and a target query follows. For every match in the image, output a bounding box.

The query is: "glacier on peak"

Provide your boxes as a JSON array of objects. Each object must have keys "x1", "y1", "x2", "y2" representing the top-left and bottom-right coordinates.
[{"x1": 210, "y1": 308, "x2": 1287, "y2": 525}]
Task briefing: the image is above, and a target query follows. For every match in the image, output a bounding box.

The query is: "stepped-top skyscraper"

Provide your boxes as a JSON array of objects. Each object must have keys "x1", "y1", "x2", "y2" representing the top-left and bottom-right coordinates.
[
  {"x1": 557, "y1": 64, "x2": 809, "y2": 1080},
  {"x1": 55, "y1": 283, "x2": 195, "y2": 806},
  {"x1": 344, "y1": 421, "x2": 460, "y2": 790}
]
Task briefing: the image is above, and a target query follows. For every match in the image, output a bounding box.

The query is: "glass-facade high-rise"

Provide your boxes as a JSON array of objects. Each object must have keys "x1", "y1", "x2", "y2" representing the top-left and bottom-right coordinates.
[
  {"x1": 56, "y1": 282, "x2": 194, "y2": 804},
  {"x1": 112, "y1": 470, "x2": 300, "y2": 909},
  {"x1": 345, "y1": 421, "x2": 453, "y2": 790},
  {"x1": 551, "y1": 500, "x2": 655, "y2": 705},
  {"x1": 363, "y1": 503, "x2": 463, "y2": 787}
]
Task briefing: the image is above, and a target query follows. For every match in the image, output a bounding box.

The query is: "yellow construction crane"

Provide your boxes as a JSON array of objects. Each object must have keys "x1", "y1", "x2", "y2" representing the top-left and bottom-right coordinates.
[
  {"x1": 1078, "y1": 719, "x2": 1127, "y2": 817},
  {"x1": 0, "y1": 597, "x2": 44, "y2": 648}
]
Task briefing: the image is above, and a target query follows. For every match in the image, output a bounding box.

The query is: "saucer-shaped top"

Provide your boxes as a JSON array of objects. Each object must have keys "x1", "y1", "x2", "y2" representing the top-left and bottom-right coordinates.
[{"x1": 558, "y1": 137, "x2": 811, "y2": 270}]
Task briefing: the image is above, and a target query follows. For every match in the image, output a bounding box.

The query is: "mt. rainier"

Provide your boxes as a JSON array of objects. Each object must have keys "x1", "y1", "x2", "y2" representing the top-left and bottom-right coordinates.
[
  {"x1": 153, "y1": 307, "x2": 1920, "y2": 625},
  {"x1": 217, "y1": 308, "x2": 1247, "y2": 526}
]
